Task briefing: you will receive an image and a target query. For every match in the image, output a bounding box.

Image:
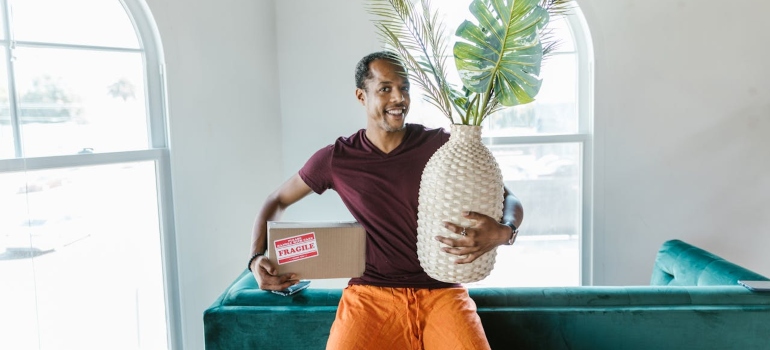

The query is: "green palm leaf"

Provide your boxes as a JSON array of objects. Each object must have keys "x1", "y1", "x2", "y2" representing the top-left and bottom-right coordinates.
[
  {"x1": 368, "y1": 0, "x2": 571, "y2": 126},
  {"x1": 454, "y1": 0, "x2": 549, "y2": 111}
]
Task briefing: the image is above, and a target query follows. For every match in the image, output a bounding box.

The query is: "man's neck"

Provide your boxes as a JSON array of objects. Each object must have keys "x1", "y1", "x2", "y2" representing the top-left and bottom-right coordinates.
[{"x1": 365, "y1": 127, "x2": 407, "y2": 154}]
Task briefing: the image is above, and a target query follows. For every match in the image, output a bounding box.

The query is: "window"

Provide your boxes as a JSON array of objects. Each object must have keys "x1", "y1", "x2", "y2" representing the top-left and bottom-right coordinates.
[
  {"x1": 0, "y1": 0, "x2": 178, "y2": 348},
  {"x1": 408, "y1": 4, "x2": 593, "y2": 287}
]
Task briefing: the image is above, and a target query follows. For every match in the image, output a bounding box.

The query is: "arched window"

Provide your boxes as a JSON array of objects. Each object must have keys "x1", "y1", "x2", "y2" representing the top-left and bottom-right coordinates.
[
  {"x1": 408, "y1": 4, "x2": 594, "y2": 287},
  {"x1": 0, "y1": 0, "x2": 177, "y2": 348}
]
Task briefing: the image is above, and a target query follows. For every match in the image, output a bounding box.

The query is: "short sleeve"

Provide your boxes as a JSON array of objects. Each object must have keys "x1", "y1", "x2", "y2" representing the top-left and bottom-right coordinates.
[
  {"x1": 439, "y1": 127, "x2": 450, "y2": 145},
  {"x1": 298, "y1": 145, "x2": 334, "y2": 194}
]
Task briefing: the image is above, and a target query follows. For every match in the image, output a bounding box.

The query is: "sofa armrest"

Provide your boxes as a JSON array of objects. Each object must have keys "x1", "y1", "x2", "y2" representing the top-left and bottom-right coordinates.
[{"x1": 651, "y1": 239, "x2": 769, "y2": 286}]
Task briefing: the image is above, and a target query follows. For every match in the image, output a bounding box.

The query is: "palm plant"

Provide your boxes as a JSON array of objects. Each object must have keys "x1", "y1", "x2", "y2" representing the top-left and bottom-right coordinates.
[{"x1": 367, "y1": 0, "x2": 573, "y2": 126}]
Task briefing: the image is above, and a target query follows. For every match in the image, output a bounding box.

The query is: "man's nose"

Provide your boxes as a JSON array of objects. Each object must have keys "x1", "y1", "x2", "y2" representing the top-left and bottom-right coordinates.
[{"x1": 392, "y1": 90, "x2": 405, "y2": 102}]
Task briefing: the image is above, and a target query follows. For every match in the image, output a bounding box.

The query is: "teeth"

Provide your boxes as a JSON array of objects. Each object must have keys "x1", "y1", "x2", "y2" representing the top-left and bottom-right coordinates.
[{"x1": 387, "y1": 108, "x2": 405, "y2": 115}]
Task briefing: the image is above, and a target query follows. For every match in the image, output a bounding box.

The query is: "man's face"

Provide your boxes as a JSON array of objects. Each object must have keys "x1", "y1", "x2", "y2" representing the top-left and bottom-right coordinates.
[{"x1": 356, "y1": 59, "x2": 410, "y2": 133}]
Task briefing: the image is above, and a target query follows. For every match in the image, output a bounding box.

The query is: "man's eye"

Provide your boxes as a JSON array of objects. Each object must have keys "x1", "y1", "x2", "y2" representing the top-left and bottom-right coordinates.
[
  {"x1": 402, "y1": 87, "x2": 410, "y2": 92},
  {"x1": 380, "y1": 87, "x2": 391, "y2": 92}
]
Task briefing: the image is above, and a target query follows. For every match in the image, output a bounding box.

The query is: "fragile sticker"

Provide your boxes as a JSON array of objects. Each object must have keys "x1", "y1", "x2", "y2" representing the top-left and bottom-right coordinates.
[{"x1": 273, "y1": 232, "x2": 319, "y2": 265}]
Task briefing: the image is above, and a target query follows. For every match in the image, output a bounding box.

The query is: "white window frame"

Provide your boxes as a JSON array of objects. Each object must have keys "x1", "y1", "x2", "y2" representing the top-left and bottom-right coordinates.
[
  {"x1": 0, "y1": 0, "x2": 181, "y2": 347},
  {"x1": 481, "y1": 8, "x2": 595, "y2": 286}
]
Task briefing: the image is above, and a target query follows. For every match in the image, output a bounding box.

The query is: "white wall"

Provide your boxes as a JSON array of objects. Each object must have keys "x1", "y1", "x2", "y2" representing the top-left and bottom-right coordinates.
[
  {"x1": 145, "y1": 0, "x2": 770, "y2": 348},
  {"x1": 274, "y1": 0, "x2": 770, "y2": 285},
  {"x1": 274, "y1": 0, "x2": 380, "y2": 222},
  {"x1": 145, "y1": 0, "x2": 283, "y2": 349},
  {"x1": 578, "y1": 0, "x2": 770, "y2": 284}
]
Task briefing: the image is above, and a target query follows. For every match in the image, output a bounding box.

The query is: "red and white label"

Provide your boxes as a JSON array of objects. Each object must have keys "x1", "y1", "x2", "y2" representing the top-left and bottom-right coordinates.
[{"x1": 273, "y1": 232, "x2": 319, "y2": 265}]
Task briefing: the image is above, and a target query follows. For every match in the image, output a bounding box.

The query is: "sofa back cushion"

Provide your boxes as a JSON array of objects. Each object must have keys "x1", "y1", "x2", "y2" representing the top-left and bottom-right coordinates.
[{"x1": 651, "y1": 239, "x2": 768, "y2": 286}]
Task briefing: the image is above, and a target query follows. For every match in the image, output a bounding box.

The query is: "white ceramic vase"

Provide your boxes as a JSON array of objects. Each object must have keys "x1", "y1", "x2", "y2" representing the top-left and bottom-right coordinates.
[{"x1": 416, "y1": 124, "x2": 504, "y2": 283}]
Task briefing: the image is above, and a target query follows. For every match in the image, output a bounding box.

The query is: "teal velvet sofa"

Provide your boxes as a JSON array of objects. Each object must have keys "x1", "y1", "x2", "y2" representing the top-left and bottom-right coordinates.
[{"x1": 204, "y1": 239, "x2": 770, "y2": 349}]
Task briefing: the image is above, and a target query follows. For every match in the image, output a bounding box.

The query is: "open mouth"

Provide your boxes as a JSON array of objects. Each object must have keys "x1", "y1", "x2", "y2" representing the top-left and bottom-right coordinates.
[{"x1": 386, "y1": 107, "x2": 406, "y2": 117}]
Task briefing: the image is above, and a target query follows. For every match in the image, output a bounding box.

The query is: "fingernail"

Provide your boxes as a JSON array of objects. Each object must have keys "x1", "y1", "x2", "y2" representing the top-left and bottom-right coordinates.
[
  {"x1": 462, "y1": 211, "x2": 470, "y2": 215},
  {"x1": 434, "y1": 236, "x2": 442, "y2": 241}
]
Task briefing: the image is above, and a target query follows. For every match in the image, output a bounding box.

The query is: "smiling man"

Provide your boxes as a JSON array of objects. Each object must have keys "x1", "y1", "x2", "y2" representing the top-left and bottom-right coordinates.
[
  {"x1": 247, "y1": 51, "x2": 523, "y2": 349},
  {"x1": 357, "y1": 55, "x2": 410, "y2": 137}
]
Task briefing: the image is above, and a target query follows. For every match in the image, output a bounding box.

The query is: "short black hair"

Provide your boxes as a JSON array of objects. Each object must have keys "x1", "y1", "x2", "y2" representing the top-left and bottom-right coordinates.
[{"x1": 354, "y1": 51, "x2": 405, "y2": 90}]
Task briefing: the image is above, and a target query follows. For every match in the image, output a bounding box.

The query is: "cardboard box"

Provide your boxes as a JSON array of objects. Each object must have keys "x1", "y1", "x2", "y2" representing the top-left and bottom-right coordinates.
[{"x1": 267, "y1": 221, "x2": 366, "y2": 279}]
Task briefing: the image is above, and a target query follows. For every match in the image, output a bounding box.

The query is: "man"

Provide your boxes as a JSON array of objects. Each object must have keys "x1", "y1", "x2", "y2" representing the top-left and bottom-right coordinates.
[{"x1": 248, "y1": 51, "x2": 523, "y2": 349}]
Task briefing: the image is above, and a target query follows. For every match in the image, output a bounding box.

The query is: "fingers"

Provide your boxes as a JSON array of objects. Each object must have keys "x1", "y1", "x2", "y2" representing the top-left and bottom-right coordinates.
[
  {"x1": 440, "y1": 243, "x2": 483, "y2": 264},
  {"x1": 437, "y1": 211, "x2": 501, "y2": 265},
  {"x1": 453, "y1": 254, "x2": 479, "y2": 264},
  {"x1": 270, "y1": 275, "x2": 300, "y2": 291},
  {"x1": 253, "y1": 257, "x2": 299, "y2": 291},
  {"x1": 463, "y1": 211, "x2": 499, "y2": 227},
  {"x1": 444, "y1": 244, "x2": 487, "y2": 264},
  {"x1": 258, "y1": 270, "x2": 299, "y2": 291},
  {"x1": 436, "y1": 234, "x2": 482, "y2": 261},
  {"x1": 437, "y1": 219, "x2": 475, "y2": 249},
  {"x1": 258, "y1": 255, "x2": 277, "y2": 275},
  {"x1": 442, "y1": 211, "x2": 495, "y2": 233},
  {"x1": 442, "y1": 221, "x2": 467, "y2": 235},
  {"x1": 441, "y1": 242, "x2": 480, "y2": 256},
  {"x1": 461, "y1": 211, "x2": 483, "y2": 220}
]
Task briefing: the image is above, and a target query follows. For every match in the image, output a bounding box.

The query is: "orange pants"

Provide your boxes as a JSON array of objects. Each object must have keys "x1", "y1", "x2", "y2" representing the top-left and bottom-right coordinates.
[{"x1": 326, "y1": 285, "x2": 490, "y2": 350}]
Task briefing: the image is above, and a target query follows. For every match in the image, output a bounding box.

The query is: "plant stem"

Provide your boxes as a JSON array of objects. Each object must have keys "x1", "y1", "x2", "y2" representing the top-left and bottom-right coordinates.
[
  {"x1": 477, "y1": 78, "x2": 496, "y2": 126},
  {"x1": 464, "y1": 94, "x2": 479, "y2": 125}
]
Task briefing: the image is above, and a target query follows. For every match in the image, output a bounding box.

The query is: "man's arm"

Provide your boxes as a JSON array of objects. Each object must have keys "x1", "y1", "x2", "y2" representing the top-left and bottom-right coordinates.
[
  {"x1": 250, "y1": 173, "x2": 314, "y2": 290},
  {"x1": 438, "y1": 186, "x2": 524, "y2": 264},
  {"x1": 501, "y1": 186, "x2": 524, "y2": 230}
]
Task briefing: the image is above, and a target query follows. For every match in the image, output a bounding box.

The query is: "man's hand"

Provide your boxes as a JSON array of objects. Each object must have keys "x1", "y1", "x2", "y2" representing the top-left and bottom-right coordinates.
[
  {"x1": 436, "y1": 211, "x2": 511, "y2": 264},
  {"x1": 251, "y1": 255, "x2": 299, "y2": 291}
]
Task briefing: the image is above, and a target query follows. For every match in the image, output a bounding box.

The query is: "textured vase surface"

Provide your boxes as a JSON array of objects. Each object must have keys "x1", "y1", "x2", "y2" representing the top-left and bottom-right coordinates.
[{"x1": 416, "y1": 124, "x2": 504, "y2": 283}]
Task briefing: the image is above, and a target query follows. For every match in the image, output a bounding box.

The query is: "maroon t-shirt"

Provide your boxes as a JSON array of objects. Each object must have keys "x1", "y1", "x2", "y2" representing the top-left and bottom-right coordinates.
[{"x1": 299, "y1": 123, "x2": 457, "y2": 288}]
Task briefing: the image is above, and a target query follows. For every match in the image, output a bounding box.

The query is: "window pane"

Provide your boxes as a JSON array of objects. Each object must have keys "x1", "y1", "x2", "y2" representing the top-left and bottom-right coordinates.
[
  {"x1": 436, "y1": 4, "x2": 575, "y2": 53},
  {"x1": 10, "y1": 0, "x2": 139, "y2": 49},
  {"x1": 408, "y1": 53, "x2": 578, "y2": 136},
  {"x1": 407, "y1": 95, "x2": 452, "y2": 130},
  {"x1": 469, "y1": 143, "x2": 581, "y2": 287},
  {"x1": 547, "y1": 15, "x2": 576, "y2": 53},
  {"x1": 0, "y1": 171, "x2": 39, "y2": 347},
  {"x1": 0, "y1": 162, "x2": 168, "y2": 349},
  {"x1": 14, "y1": 47, "x2": 148, "y2": 157},
  {"x1": 398, "y1": 2, "x2": 580, "y2": 135},
  {"x1": 406, "y1": 58, "x2": 457, "y2": 130},
  {"x1": 483, "y1": 54, "x2": 578, "y2": 136},
  {"x1": 0, "y1": 50, "x2": 13, "y2": 159},
  {"x1": 0, "y1": 3, "x2": 5, "y2": 40}
]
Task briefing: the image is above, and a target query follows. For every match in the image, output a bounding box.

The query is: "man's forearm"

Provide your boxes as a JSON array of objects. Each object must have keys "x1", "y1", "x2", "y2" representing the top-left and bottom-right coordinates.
[
  {"x1": 250, "y1": 174, "x2": 315, "y2": 257},
  {"x1": 251, "y1": 196, "x2": 286, "y2": 256}
]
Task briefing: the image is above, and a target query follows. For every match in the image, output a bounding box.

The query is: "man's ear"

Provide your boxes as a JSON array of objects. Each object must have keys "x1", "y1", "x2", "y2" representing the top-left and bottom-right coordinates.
[{"x1": 355, "y1": 88, "x2": 366, "y2": 106}]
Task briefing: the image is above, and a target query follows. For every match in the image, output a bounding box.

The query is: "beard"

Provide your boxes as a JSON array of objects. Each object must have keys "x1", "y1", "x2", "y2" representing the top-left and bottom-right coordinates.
[
  {"x1": 378, "y1": 112, "x2": 407, "y2": 133},
  {"x1": 381, "y1": 120, "x2": 406, "y2": 133}
]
